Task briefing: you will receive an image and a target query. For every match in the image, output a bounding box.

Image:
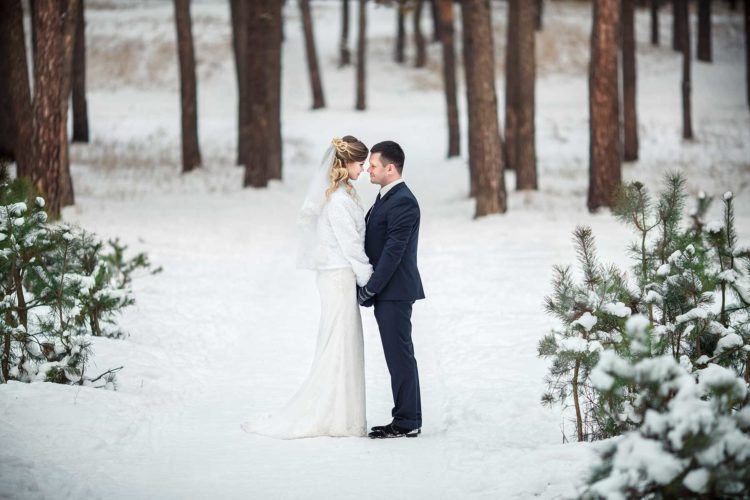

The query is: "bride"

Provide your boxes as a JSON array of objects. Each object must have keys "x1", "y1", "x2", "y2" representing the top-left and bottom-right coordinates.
[{"x1": 242, "y1": 136, "x2": 373, "y2": 439}]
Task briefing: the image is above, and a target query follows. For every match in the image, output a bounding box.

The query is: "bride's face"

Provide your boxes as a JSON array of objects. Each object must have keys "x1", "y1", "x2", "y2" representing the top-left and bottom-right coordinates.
[{"x1": 346, "y1": 160, "x2": 366, "y2": 181}]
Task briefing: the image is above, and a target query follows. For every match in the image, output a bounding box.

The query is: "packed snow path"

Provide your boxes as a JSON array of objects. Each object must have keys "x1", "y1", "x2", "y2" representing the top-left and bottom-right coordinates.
[{"x1": 2, "y1": 2, "x2": 748, "y2": 498}]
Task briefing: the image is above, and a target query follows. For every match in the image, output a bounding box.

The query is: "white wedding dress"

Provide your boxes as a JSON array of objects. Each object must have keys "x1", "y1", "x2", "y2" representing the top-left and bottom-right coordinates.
[{"x1": 242, "y1": 186, "x2": 373, "y2": 439}]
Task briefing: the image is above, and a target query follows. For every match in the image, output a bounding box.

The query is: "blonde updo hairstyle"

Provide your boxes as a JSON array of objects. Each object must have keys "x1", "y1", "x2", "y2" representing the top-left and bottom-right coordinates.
[{"x1": 325, "y1": 135, "x2": 369, "y2": 199}]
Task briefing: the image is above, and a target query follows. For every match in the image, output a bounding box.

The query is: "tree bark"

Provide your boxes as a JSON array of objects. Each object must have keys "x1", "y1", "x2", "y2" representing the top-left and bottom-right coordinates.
[
  {"x1": 243, "y1": 0, "x2": 280, "y2": 187},
  {"x1": 267, "y1": 1, "x2": 283, "y2": 180},
  {"x1": 58, "y1": 0, "x2": 78, "y2": 208},
  {"x1": 32, "y1": 0, "x2": 64, "y2": 218},
  {"x1": 356, "y1": 0, "x2": 367, "y2": 110},
  {"x1": 536, "y1": 0, "x2": 544, "y2": 31},
  {"x1": 572, "y1": 359, "x2": 584, "y2": 441},
  {"x1": 395, "y1": 1, "x2": 406, "y2": 63},
  {"x1": 515, "y1": 0, "x2": 537, "y2": 190},
  {"x1": 588, "y1": 0, "x2": 621, "y2": 212},
  {"x1": 746, "y1": 0, "x2": 749, "y2": 108},
  {"x1": 697, "y1": 0, "x2": 712, "y2": 62},
  {"x1": 438, "y1": 0, "x2": 459, "y2": 157},
  {"x1": 505, "y1": 0, "x2": 519, "y2": 173},
  {"x1": 414, "y1": 0, "x2": 427, "y2": 67},
  {"x1": 461, "y1": 0, "x2": 506, "y2": 216},
  {"x1": 0, "y1": 0, "x2": 34, "y2": 179},
  {"x1": 72, "y1": 0, "x2": 89, "y2": 143},
  {"x1": 29, "y1": 1, "x2": 39, "y2": 67},
  {"x1": 430, "y1": 0, "x2": 442, "y2": 42},
  {"x1": 622, "y1": 0, "x2": 639, "y2": 162},
  {"x1": 174, "y1": 0, "x2": 202, "y2": 173},
  {"x1": 679, "y1": 0, "x2": 693, "y2": 138},
  {"x1": 230, "y1": 0, "x2": 247, "y2": 166},
  {"x1": 673, "y1": 0, "x2": 685, "y2": 51},
  {"x1": 299, "y1": 0, "x2": 325, "y2": 109},
  {"x1": 340, "y1": 0, "x2": 351, "y2": 66},
  {"x1": 651, "y1": 0, "x2": 660, "y2": 45},
  {"x1": 460, "y1": 2, "x2": 477, "y2": 196}
]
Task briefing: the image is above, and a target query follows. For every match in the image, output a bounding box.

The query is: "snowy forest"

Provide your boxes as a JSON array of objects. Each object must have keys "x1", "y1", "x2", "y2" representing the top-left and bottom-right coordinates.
[{"x1": 1, "y1": 0, "x2": 749, "y2": 498}]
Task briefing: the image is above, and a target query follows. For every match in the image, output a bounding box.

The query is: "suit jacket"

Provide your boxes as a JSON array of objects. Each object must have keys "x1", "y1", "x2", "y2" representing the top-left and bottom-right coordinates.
[{"x1": 364, "y1": 182, "x2": 425, "y2": 301}]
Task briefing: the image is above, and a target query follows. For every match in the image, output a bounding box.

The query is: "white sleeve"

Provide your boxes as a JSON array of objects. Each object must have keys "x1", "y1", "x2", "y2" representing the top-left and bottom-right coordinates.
[{"x1": 327, "y1": 196, "x2": 373, "y2": 287}]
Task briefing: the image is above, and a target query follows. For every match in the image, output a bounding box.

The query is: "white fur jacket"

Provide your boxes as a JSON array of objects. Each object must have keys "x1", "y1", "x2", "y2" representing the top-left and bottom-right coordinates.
[{"x1": 314, "y1": 187, "x2": 373, "y2": 287}]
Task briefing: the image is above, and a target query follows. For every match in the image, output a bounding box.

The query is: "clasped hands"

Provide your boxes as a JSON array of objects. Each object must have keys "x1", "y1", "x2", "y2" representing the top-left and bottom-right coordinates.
[{"x1": 357, "y1": 285, "x2": 375, "y2": 307}]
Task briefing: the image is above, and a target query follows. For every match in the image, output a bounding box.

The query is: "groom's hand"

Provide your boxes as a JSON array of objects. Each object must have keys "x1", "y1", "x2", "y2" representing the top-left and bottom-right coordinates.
[{"x1": 357, "y1": 285, "x2": 375, "y2": 307}]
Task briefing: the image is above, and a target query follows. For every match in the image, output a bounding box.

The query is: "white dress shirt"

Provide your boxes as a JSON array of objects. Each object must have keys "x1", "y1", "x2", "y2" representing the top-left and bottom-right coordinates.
[{"x1": 379, "y1": 178, "x2": 404, "y2": 197}]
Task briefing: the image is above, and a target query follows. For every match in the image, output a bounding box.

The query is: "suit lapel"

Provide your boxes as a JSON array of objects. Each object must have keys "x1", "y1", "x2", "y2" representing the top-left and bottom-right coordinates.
[{"x1": 366, "y1": 183, "x2": 406, "y2": 226}]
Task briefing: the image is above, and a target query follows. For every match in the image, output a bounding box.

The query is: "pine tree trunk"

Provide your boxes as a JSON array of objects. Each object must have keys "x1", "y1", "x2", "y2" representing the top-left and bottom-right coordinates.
[
  {"x1": 356, "y1": 0, "x2": 367, "y2": 110},
  {"x1": 680, "y1": 0, "x2": 693, "y2": 139},
  {"x1": 622, "y1": 0, "x2": 639, "y2": 162},
  {"x1": 299, "y1": 0, "x2": 325, "y2": 109},
  {"x1": 460, "y1": 3, "x2": 478, "y2": 196},
  {"x1": 340, "y1": 0, "x2": 351, "y2": 66},
  {"x1": 2, "y1": 311, "x2": 11, "y2": 382},
  {"x1": 651, "y1": 0, "x2": 660, "y2": 45},
  {"x1": 536, "y1": 0, "x2": 544, "y2": 31},
  {"x1": 588, "y1": 0, "x2": 621, "y2": 212},
  {"x1": 174, "y1": 0, "x2": 202, "y2": 172},
  {"x1": 230, "y1": 0, "x2": 247, "y2": 166},
  {"x1": 746, "y1": 0, "x2": 750, "y2": 108},
  {"x1": 673, "y1": 0, "x2": 684, "y2": 51},
  {"x1": 267, "y1": 1, "x2": 283, "y2": 180},
  {"x1": 572, "y1": 358, "x2": 584, "y2": 441},
  {"x1": 58, "y1": 0, "x2": 78, "y2": 209},
  {"x1": 0, "y1": 0, "x2": 33, "y2": 180},
  {"x1": 430, "y1": 0, "x2": 442, "y2": 42},
  {"x1": 29, "y1": 1, "x2": 39, "y2": 67},
  {"x1": 461, "y1": 0, "x2": 506, "y2": 217},
  {"x1": 395, "y1": 2, "x2": 406, "y2": 63},
  {"x1": 414, "y1": 0, "x2": 427, "y2": 67},
  {"x1": 516, "y1": 0, "x2": 537, "y2": 190},
  {"x1": 697, "y1": 0, "x2": 712, "y2": 62},
  {"x1": 438, "y1": 0, "x2": 459, "y2": 158},
  {"x1": 72, "y1": 0, "x2": 89, "y2": 143},
  {"x1": 32, "y1": 0, "x2": 64, "y2": 218},
  {"x1": 505, "y1": 0, "x2": 519, "y2": 173},
  {"x1": 243, "y1": 0, "x2": 271, "y2": 187}
]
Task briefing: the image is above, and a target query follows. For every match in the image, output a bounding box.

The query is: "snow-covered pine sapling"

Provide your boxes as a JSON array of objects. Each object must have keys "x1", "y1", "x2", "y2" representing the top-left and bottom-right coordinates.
[
  {"x1": 654, "y1": 172, "x2": 688, "y2": 267},
  {"x1": 76, "y1": 232, "x2": 136, "y2": 339},
  {"x1": 612, "y1": 180, "x2": 659, "y2": 292},
  {"x1": 24, "y1": 224, "x2": 96, "y2": 383},
  {"x1": 703, "y1": 191, "x2": 750, "y2": 378},
  {"x1": 538, "y1": 226, "x2": 635, "y2": 442},
  {"x1": 0, "y1": 175, "x2": 52, "y2": 382},
  {"x1": 583, "y1": 316, "x2": 750, "y2": 499},
  {"x1": 613, "y1": 173, "x2": 730, "y2": 366},
  {"x1": 0, "y1": 172, "x2": 152, "y2": 386},
  {"x1": 666, "y1": 243, "x2": 717, "y2": 361},
  {"x1": 104, "y1": 238, "x2": 161, "y2": 290}
]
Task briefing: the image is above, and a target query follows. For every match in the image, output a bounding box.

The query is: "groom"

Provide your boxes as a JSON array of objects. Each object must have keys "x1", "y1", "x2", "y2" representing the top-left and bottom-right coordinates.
[{"x1": 357, "y1": 140, "x2": 425, "y2": 439}]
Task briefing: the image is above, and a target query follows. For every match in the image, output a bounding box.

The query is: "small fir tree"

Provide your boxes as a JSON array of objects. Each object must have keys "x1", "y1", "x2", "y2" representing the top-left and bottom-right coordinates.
[
  {"x1": 539, "y1": 172, "x2": 750, "y2": 494},
  {"x1": 539, "y1": 174, "x2": 750, "y2": 450},
  {"x1": 538, "y1": 226, "x2": 636, "y2": 441},
  {"x1": 583, "y1": 316, "x2": 750, "y2": 498},
  {"x1": 0, "y1": 169, "x2": 157, "y2": 386}
]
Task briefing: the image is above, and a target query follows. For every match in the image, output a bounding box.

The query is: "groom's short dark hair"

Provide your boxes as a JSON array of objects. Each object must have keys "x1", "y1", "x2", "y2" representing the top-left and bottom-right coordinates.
[{"x1": 370, "y1": 141, "x2": 405, "y2": 174}]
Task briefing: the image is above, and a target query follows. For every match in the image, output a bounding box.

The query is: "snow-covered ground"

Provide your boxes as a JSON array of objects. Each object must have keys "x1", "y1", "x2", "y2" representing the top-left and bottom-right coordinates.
[{"x1": 2, "y1": 1, "x2": 749, "y2": 498}]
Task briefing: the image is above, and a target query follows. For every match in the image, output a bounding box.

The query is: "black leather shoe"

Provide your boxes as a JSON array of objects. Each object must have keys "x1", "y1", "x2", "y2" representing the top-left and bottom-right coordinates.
[{"x1": 368, "y1": 423, "x2": 421, "y2": 439}]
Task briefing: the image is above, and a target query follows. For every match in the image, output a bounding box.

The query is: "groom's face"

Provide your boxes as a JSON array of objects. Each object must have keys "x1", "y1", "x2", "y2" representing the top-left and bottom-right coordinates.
[{"x1": 367, "y1": 152, "x2": 389, "y2": 186}]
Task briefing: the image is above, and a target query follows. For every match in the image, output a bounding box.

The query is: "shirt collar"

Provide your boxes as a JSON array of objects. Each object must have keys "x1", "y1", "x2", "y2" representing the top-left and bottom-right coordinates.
[{"x1": 379, "y1": 178, "x2": 404, "y2": 197}]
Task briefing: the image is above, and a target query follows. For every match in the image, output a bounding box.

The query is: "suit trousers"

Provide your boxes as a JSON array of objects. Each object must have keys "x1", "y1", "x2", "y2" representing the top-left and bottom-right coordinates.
[{"x1": 373, "y1": 299, "x2": 422, "y2": 429}]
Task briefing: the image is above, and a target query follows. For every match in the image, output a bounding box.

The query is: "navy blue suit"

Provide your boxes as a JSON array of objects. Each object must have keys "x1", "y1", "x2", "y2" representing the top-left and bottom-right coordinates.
[{"x1": 364, "y1": 182, "x2": 424, "y2": 430}]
